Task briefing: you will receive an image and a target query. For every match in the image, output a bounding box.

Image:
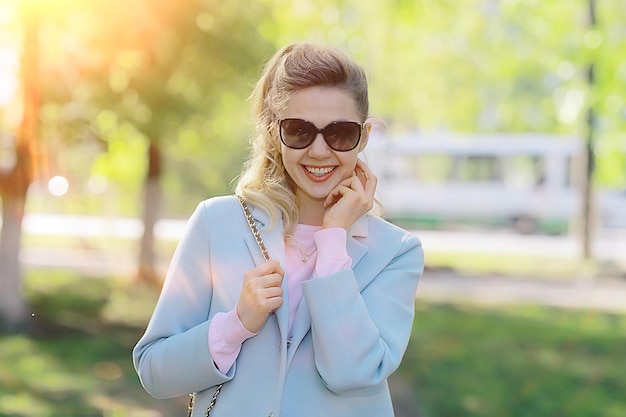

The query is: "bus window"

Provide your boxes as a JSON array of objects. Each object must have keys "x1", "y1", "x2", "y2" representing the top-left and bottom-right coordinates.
[
  {"x1": 503, "y1": 156, "x2": 546, "y2": 189},
  {"x1": 451, "y1": 155, "x2": 501, "y2": 182}
]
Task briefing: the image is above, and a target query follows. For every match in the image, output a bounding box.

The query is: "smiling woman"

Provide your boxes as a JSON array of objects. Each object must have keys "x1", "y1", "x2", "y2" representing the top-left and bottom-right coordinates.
[{"x1": 133, "y1": 42, "x2": 425, "y2": 417}]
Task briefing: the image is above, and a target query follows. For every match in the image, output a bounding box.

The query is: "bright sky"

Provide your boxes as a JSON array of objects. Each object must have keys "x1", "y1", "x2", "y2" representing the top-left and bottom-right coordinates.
[
  {"x1": 0, "y1": 47, "x2": 19, "y2": 107},
  {"x1": 0, "y1": 4, "x2": 19, "y2": 107}
]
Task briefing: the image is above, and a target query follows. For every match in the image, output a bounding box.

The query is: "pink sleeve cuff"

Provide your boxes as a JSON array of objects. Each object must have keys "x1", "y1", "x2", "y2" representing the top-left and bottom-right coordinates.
[
  {"x1": 313, "y1": 227, "x2": 352, "y2": 277},
  {"x1": 208, "y1": 307, "x2": 256, "y2": 374}
]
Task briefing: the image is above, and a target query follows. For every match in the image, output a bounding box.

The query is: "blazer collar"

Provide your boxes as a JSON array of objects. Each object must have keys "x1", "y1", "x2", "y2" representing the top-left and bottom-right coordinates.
[
  {"x1": 242, "y1": 203, "x2": 371, "y2": 266},
  {"x1": 348, "y1": 214, "x2": 368, "y2": 237},
  {"x1": 247, "y1": 202, "x2": 369, "y2": 237},
  {"x1": 287, "y1": 217, "x2": 370, "y2": 361},
  {"x1": 241, "y1": 201, "x2": 372, "y2": 350}
]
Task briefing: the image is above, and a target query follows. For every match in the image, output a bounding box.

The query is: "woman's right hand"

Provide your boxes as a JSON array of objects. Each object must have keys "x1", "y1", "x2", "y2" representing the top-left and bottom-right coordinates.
[{"x1": 236, "y1": 260, "x2": 284, "y2": 333}]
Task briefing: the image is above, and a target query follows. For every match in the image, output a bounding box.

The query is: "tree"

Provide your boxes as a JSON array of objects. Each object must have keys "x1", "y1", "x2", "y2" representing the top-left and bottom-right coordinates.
[
  {"x1": 82, "y1": 0, "x2": 275, "y2": 284},
  {"x1": 0, "y1": 4, "x2": 39, "y2": 332}
]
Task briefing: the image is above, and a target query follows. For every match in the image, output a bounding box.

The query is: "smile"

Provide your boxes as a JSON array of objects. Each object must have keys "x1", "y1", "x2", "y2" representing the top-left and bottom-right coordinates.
[{"x1": 304, "y1": 166, "x2": 335, "y2": 177}]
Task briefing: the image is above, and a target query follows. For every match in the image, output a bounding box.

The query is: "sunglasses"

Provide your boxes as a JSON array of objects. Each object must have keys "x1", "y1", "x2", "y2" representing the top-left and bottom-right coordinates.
[{"x1": 278, "y1": 118, "x2": 364, "y2": 152}]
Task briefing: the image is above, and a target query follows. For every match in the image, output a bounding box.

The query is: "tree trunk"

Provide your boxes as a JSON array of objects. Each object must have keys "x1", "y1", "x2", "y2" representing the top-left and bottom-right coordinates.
[
  {"x1": 0, "y1": 197, "x2": 28, "y2": 332},
  {"x1": 0, "y1": 5, "x2": 39, "y2": 332},
  {"x1": 137, "y1": 141, "x2": 162, "y2": 288},
  {"x1": 581, "y1": 0, "x2": 596, "y2": 260}
]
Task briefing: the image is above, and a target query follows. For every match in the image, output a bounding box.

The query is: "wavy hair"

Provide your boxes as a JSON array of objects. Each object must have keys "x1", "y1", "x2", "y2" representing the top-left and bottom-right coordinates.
[{"x1": 234, "y1": 42, "x2": 369, "y2": 234}]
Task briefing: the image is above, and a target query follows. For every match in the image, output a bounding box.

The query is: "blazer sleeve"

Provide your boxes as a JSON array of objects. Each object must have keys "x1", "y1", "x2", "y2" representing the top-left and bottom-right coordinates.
[
  {"x1": 132, "y1": 201, "x2": 233, "y2": 399},
  {"x1": 302, "y1": 230, "x2": 423, "y2": 393}
]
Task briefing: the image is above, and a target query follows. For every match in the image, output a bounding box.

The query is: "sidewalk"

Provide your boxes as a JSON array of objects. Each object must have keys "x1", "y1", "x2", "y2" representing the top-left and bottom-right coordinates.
[
  {"x1": 22, "y1": 247, "x2": 626, "y2": 313},
  {"x1": 418, "y1": 269, "x2": 626, "y2": 313}
]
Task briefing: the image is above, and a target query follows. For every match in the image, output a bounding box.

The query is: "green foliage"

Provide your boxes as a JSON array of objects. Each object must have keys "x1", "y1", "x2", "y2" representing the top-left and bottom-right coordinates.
[{"x1": 4, "y1": 0, "x2": 626, "y2": 217}]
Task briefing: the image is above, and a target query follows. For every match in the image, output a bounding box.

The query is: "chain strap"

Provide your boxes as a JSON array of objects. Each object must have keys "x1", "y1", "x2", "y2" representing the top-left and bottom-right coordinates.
[
  {"x1": 187, "y1": 196, "x2": 270, "y2": 417},
  {"x1": 237, "y1": 195, "x2": 271, "y2": 261},
  {"x1": 187, "y1": 384, "x2": 222, "y2": 417}
]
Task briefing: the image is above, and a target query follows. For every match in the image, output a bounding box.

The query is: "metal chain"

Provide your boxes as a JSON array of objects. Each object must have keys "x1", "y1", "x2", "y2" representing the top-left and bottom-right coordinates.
[
  {"x1": 187, "y1": 393, "x2": 194, "y2": 417},
  {"x1": 187, "y1": 196, "x2": 270, "y2": 417},
  {"x1": 204, "y1": 384, "x2": 222, "y2": 417},
  {"x1": 186, "y1": 385, "x2": 221, "y2": 417},
  {"x1": 237, "y1": 195, "x2": 272, "y2": 261}
]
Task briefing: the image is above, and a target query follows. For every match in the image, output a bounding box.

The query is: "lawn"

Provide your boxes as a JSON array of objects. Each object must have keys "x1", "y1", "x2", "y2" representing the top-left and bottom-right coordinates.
[
  {"x1": 402, "y1": 302, "x2": 626, "y2": 417},
  {"x1": 0, "y1": 270, "x2": 624, "y2": 417}
]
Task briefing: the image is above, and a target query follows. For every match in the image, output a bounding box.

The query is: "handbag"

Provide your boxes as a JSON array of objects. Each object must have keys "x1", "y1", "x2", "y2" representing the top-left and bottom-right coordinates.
[{"x1": 187, "y1": 195, "x2": 271, "y2": 416}]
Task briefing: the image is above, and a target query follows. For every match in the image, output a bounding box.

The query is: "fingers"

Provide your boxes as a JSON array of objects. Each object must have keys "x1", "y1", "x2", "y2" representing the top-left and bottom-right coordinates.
[
  {"x1": 322, "y1": 160, "x2": 378, "y2": 230},
  {"x1": 324, "y1": 185, "x2": 343, "y2": 208},
  {"x1": 242, "y1": 260, "x2": 283, "y2": 295},
  {"x1": 356, "y1": 159, "x2": 377, "y2": 197},
  {"x1": 355, "y1": 161, "x2": 368, "y2": 188},
  {"x1": 324, "y1": 173, "x2": 365, "y2": 207},
  {"x1": 251, "y1": 259, "x2": 284, "y2": 277},
  {"x1": 238, "y1": 260, "x2": 284, "y2": 332}
]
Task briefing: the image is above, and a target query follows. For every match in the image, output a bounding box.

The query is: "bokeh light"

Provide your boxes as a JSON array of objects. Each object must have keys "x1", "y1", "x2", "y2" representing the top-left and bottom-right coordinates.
[{"x1": 48, "y1": 175, "x2": 69, "y2": 196}]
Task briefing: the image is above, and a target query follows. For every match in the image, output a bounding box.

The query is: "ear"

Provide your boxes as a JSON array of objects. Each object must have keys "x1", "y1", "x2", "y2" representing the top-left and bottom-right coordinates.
[{"x1": 358, "y1": 122, "x2": 371, "y2": 152}]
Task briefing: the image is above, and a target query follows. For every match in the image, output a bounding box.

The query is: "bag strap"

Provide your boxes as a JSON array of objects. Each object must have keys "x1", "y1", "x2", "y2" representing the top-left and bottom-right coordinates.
[
  {"x1": 237, "y1": 194, "x2": 271, "y2": 262},
  {"x1": 187, "y1": 385, "x2": 221, "y2": 417},
  {"x1": 187, "y1": 195, "x2": 270, "y2": 417}
]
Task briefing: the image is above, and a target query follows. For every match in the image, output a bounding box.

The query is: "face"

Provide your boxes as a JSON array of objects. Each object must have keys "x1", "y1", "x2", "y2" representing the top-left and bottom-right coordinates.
[{"x1": 279, "y1": 86, "x2": 368, "y2": 206}]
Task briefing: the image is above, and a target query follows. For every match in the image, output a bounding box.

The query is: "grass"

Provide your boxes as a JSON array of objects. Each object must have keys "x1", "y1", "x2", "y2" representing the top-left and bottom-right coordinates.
[
  {"x1": 0, "y1": 271, "x2": 184, "y2": 417},
  {"x1": 401, "y1": 303, "x2": 626, "y2": 417},
  {"x1": 1, "y1": 271, "x2": 625, "y2": 417}
]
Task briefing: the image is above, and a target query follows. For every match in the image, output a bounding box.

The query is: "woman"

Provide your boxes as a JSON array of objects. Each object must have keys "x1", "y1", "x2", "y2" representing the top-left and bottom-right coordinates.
[{"x1": 133, "y1": 42, "x2": 424, "y2": 417}]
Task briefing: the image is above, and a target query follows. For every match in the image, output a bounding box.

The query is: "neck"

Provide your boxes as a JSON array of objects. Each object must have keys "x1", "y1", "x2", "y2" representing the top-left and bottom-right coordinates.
[{"x1": 296, "y1": 198, "x2": 325, "y2": 226}]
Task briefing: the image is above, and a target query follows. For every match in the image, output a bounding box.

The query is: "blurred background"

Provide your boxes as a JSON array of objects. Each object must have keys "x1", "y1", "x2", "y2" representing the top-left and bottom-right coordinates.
[{"x1": 0, "y1": 0, "x2": 625, "y2": 416}]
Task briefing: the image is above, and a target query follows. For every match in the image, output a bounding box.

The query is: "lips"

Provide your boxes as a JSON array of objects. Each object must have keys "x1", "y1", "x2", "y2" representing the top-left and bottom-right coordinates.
[{"x1": 304, "y1": 165, "x2": 335, "y2": 177}]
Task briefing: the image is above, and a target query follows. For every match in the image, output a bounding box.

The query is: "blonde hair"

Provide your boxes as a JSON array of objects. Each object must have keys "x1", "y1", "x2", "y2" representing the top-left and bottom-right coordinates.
[{"x1": 234, "y1": 42, "x2": 369, "y2": 234}]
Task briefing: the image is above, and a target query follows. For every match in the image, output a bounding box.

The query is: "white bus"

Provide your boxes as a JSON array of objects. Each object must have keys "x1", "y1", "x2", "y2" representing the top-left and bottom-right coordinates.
[{"x1": 365, "y1": 132, "x2": 624, "y2": 234}]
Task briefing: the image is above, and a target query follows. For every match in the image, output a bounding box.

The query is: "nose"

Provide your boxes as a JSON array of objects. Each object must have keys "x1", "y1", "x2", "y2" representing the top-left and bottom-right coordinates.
[{"x1": 308, "y1": 133, "x2": 331, "y2": 157}]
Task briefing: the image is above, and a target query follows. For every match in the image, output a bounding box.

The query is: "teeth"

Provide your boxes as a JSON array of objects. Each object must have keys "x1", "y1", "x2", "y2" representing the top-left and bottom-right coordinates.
[{"x1": 305, "y1": 166, "x2": 334, "y2": 176}]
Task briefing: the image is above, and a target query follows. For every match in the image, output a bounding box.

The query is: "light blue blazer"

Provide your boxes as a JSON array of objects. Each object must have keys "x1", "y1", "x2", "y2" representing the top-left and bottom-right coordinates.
[{"x1": 133, "y1": 195, "x2": 424, "y2": 417}]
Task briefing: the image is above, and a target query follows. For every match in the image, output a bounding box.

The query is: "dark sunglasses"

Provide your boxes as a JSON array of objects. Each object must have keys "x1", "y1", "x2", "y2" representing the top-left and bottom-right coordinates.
[{"x1": 278, "y1": 118, "x2": 364, "y2": 152}]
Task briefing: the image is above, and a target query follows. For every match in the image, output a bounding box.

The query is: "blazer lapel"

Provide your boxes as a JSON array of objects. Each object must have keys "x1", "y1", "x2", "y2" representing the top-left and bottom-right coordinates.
[
  {"x1": 287, "y1": 296, "x2": 311, "y2": 362},
  {"x1": 346, "y1": 215, "x2": 369, "y2": 270},
  {"x1": 287, "y1": 215, "x2": 371, "y2": 357}
]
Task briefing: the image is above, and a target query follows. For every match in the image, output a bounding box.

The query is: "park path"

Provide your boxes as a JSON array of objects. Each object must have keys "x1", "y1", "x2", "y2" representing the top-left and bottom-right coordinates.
[
  {"x1": 418, "y1": 268, "x2": 626, "y2": 313},
  {"x1": 21, "y1": 247, "x2": 626, "y2": 313}
]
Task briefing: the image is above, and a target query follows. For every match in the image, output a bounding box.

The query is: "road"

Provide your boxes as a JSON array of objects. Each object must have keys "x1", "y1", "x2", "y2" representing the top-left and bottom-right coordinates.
[
  {"x1": 418, "y1": 270, "x2": 626, "y2": 313},
  {"x1": 19, "y1": 213, "x2": 626, "y2": 262}
]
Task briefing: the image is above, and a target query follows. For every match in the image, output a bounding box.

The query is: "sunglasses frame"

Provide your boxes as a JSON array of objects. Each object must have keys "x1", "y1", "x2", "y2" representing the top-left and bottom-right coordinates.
[{"x1": 278, "y1": 118, "x2": 364, "y2": 152}]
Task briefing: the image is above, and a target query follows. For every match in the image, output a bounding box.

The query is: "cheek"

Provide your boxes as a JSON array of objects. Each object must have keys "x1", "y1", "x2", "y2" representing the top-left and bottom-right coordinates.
[
  {"x1": 341, "y1": 154, "x2": 359, "y2": 172},
  {"x1": 281, "y1": 148, "x2": 301, "y2": 177}
]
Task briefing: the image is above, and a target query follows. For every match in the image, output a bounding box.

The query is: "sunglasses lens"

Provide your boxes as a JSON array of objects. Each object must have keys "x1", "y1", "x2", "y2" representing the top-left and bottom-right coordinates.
[
  {"x1": 279, "y1": 119, "x2": 362, "y2": 151},
  {"x1": 324, "y1": 122, "x2": 361, "y2": 151},
  {"x1": 280, "y1": 119, "x2": 316, "y2": 149}
]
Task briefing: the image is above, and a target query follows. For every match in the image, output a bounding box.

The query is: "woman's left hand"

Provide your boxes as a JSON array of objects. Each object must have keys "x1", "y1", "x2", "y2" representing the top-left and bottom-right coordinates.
[{"x1": 322, "y1": 159, "x2": 377, "y2": 230}]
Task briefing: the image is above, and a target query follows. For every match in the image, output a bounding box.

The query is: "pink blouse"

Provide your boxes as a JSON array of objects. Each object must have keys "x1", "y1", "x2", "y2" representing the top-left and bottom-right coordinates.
[{"x1": 208, "y1": 226, "x2": 352, "y2": 374}]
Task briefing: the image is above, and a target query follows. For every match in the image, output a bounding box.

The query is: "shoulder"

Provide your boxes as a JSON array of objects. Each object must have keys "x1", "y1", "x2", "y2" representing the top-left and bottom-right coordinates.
[
  {"x1": 184, "y1": 195, "x2": 243, "y2": 232},
  {"x1": 196, "y1": 195, "x2": 241, "y2": 216},
  {"x1": 366, "y1": 214, "x2": 422, "y2": 247},
  {"x1": 362, "y1": 215, "x2": 423, "y2": 264},
  {"x1": 351, "y1": 215, "x2": 424, "y2": 281}
]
